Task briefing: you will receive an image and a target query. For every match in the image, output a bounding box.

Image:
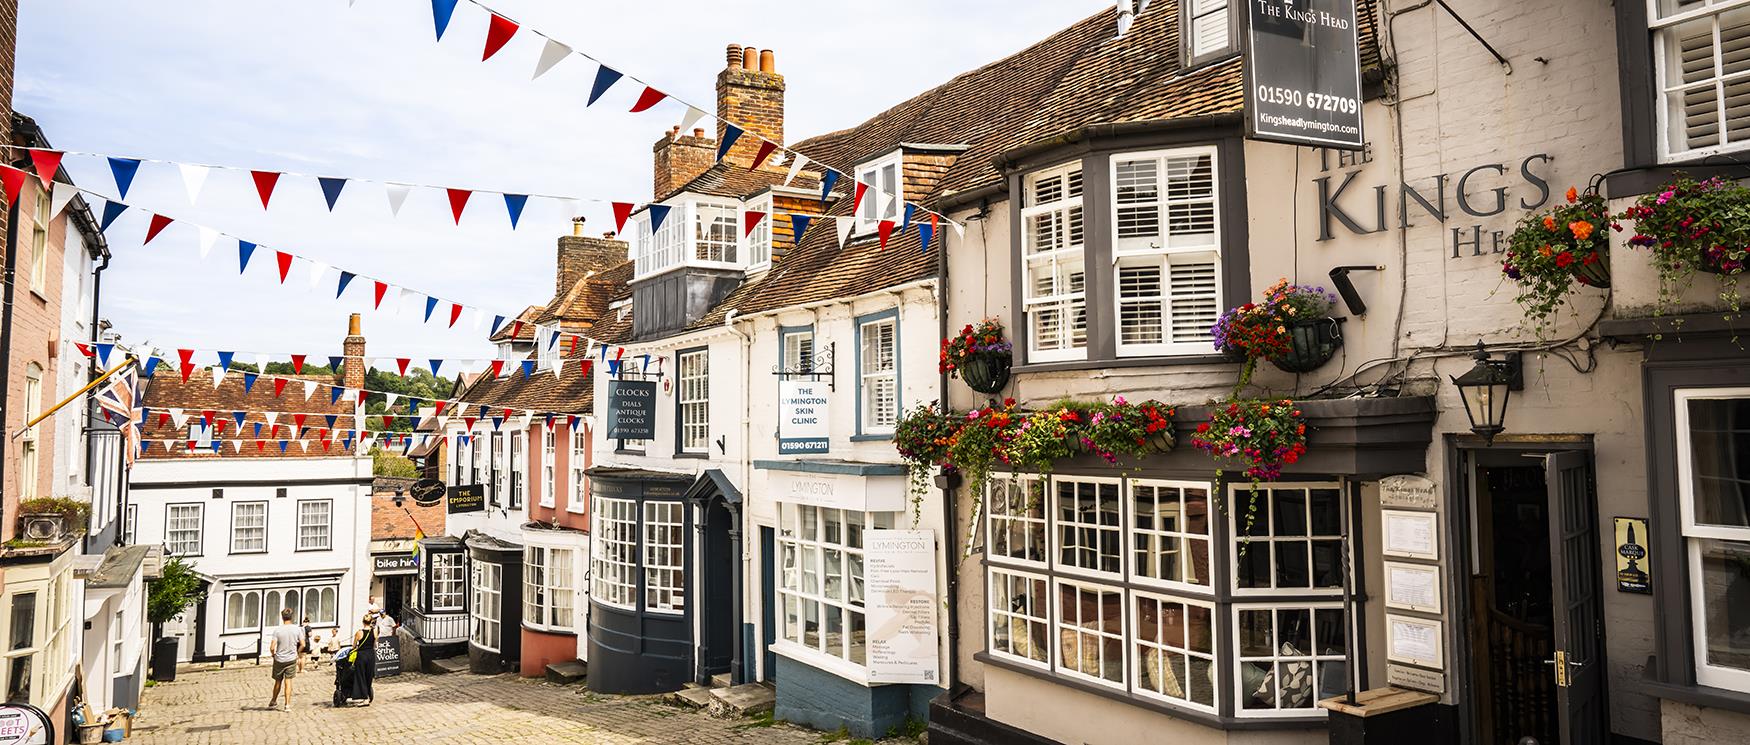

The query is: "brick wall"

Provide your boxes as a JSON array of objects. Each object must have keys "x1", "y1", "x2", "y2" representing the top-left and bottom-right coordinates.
[
  {"x1": 653, "y1": 127, "x2": 716, "y2": 198},
  {"x1": 371, "y1": 490, "x2": 446, "y2": 541},
  {"x1": 716, "y1": 44, "x2": 784, "y2": 171},
  {"x1": 5, "y1": 182, "x2": 70, "y2": 542},
  {"x1": 556, "y1": 234, "x2": 628, "y2": 297}
]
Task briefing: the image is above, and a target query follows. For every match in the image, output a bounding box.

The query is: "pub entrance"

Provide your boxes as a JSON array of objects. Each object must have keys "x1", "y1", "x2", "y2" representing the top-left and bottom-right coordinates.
[{"x1": 1452, "y1": 442, "x2": 1606, "y2": 745}]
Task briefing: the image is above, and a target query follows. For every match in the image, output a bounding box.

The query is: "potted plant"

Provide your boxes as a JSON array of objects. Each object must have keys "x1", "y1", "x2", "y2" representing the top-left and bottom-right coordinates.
[
  {"x1": 1503, "y1": 186, "x2": 1613, "y2": 337},
  {"x1": 1622, "y1": 175, "x2": 1750, "y2": 315},
  {"x1": 17, "y1": 496, "x2": 92, "y2": 542},
  {"x1": 941, "y1": 319, "x2": 1013, "y2": 394},
  {"x1": 1260, "y1": 281, "x2": 1344, "y2": 374},
  {"x1": 1189, "y1": 399, "x2": 1308, "y2": 531},
  {"x1": 1211, "y1": 302, "x2": 1291, "y2": 392},
  {"x1": 147, "y1": 555, "x2": 206, "y2": 682},
  {"x1": 896, "y1": 401, "x2": 961, "y2": 514}
]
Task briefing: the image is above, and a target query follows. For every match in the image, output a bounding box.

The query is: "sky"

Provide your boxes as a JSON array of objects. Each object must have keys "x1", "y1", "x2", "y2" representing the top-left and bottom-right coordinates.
[{"x1": 15, "y1": 0, "x2": 1108, "y2": 368}]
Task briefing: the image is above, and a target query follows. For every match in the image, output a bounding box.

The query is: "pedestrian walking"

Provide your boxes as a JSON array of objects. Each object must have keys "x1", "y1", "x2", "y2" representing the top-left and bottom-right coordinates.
[
  {"x1": 265, "y1": 609, "x2": 304, "y2": 711},
  {"x1": 348, "y1": 612, "x2": 378, "y2": 706}
]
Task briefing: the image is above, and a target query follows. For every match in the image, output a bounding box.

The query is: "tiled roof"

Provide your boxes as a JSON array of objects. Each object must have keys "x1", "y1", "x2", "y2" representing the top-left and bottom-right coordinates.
[
  {"x1": 534, "y1": 261, "x2": 634, "y2": 328},
  {"x1": 658, "y1": 162, "x2": 822, "y2": 203},
  {"x1": 138, "y1": 370, "x2": 360, "y2": 459},
  {"x1": 488, "y1": 305, "x2": 544, "y2": 343}
]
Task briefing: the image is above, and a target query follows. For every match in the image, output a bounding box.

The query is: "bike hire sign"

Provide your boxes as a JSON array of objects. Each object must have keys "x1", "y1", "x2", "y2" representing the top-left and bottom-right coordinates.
[{"x1": 1243, "y1": 0, "x2": 1365, "y2": 150}]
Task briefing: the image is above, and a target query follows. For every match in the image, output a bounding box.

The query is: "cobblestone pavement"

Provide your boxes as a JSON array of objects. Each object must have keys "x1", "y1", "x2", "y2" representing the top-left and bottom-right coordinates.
[{"x1": 128, "y1": 662, "x2": 833, "y2": 745}]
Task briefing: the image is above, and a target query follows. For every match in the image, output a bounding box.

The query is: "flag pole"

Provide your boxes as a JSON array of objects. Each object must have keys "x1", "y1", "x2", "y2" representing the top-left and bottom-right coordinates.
[{"x1": 12, "y1": 356, "x2": 136, "y2": 440}]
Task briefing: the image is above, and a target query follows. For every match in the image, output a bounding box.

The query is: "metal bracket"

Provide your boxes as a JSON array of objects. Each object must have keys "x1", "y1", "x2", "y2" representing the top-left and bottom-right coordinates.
[{"x1": 773, "y1": 342, "x2": 835, "y2": 391}]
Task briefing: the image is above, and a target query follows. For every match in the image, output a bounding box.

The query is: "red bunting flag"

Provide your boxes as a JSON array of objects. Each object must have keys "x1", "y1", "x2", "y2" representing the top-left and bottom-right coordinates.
[
  {"x1": 852, "y1": 182, "x2": 869, "y2": 214},
  {"x1": 157, "y1": 412, "x2": 170, "y2": 428},
  {"x1": 0, "y1": 166, "x2": 26, "y2": 206},
  {"x1": 464, "y1": 417, "x2": 477, "y2": 431},
  {"x1": 293, "y1": 414, "x2": 307, "y2": 430},
  {"x1": 250, "y1": 170, "x2": 281, "y2": 209},
  {"x1": 482, "y1": 13, "x2": 519, "y2": 61},
  {"x1": 273, "y1": 378, "x2": 289, "y2": 397},
  {"x1": 213, "y1": 419, "x2": 226, "y2": 435},
  {"x1": 74, "y1": 343, "x2": 93, "y2": 357},
  {"x1": 743, "y1": 210, "x2": 766, "y2": 237},
  {"x1": 256, "y1": 440, "x2": 265, "y2": 452},
  {"x1": 751, "y1": 141, "x2": 778, "y2": 170},
  {"x1": 201, "y1": 410, "x2": 214, "y2": 426},
  {"x1": 323, "y1": 440, "x2": 332, "y2": 453},
  {"x1": 28, "y1": 150, "x2": 63, "y2": 185},
  {"x1": 275, "y1": 251, "x2": 294, "y2": 282},
  {"x1": 580, "y1": 359, "x2": 593, "y2": 377},
  {"x1": 510, "y1": 320, "x2": 524, "y2": 339},
  {"x1": 612, "y1": 202, "x2": 634, "y2": 233},
  {"x1": 614, "y1": 346, "x2": 625, "y2": 361},
  {"x1": 449, "y1": 303, "x2": 463, "y2": 328},
  {"x1": 373, "y1": 281, "x2": 389, "y2": 309},
  {"x1": 434, "y1": 401, "x2": 448, "y2": 416},
  {"x1": 446, "y1": 189, "x2": 471, "y2": 224},
  {"x1": 178, "y1": 349, "x2": 195, "y2": 381},
  {"x1": 143, "y1": 214, "x2": 174, "y2": 244},
  {"x1": 878, "y1": 220, "x2": 895, "y2": 249},
  {"x1": 488, "y1": 360, "x2": 505, "y2": 378},
  {"x1": 630, "y1": 87, "x2": 667, "y2": 113},
  {"x1": 382, "y1": 415, "x2": 395, "y2": 429},
  {"x1": 291, "y1": 354, "x2": 306, "y2": 374},
  {"x1": 396, "y1": 358, "x2": 411, "y2": 376},
  {"x1": 357, "y1": 390, "x2": 368, "y2": 406}
]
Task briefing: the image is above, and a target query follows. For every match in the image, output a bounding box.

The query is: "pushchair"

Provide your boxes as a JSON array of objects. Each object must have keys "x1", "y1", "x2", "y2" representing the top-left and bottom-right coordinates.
[{"x1": 331, "y1": 645, "x2": 357, "y2": 707}]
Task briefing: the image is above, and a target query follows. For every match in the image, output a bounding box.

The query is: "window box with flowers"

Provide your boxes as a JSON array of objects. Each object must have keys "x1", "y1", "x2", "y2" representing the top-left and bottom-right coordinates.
[
  {"x1": 1503, "y1": 186, "x2": 1612, "y2": 339},
  {"x1": 941, "y1": 319, "x2": 1013, "y2": 394},
  {"x1": 1622, "y1": 175, "x2": 1750, "y2": 316}
]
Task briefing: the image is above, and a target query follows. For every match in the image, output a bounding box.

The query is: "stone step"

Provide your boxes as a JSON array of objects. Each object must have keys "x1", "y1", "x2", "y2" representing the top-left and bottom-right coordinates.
[
  {"x1": 710, "y1": 672, "x2": 732, "y2": 689},
  {"x1": 430, "y1": 656, "x2": 470, "y2": 675},
  {"x1": 544, "y1": 660, "x2": 587, "y2": 685},
  {"x1": 706, "y1": 683, "x2": 775, "y2": 718},
  {"x1": 667, "y1": 686, "x2": 717, "y2": 709}
]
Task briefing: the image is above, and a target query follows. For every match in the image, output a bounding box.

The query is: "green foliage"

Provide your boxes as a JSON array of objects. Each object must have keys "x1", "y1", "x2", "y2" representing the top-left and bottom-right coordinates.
[
  {"x1": 362, "y1": 368, "x2": 452, "y2": 432},
  {"x1": 17, "y1": 497, "x2": 91, "y2": 532},
  {"x1": 1623, "y1": 175, "x2": 1750, "y2": 317},
  {"x1": 885, "y1": 717, "x2": 928, "y2": 740},
  {"x1": 148, "y1": 555, "x2": 206, "y2": 625},
  {"x1": 263, "y1": 362, "x2": 335, "y2": 377},
  {"x1": 371, "y1": 447, "x2": 419, "y2": 478},
  {"x1": 1502, "y1": 187, "x2": 1612, "y2": 338}
]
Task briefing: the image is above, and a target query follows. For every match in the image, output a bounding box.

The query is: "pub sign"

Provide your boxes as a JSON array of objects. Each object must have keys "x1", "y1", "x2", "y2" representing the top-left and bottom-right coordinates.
[{"x1": 1243, "y1": 0, "x2": 1365, "y2": 150}]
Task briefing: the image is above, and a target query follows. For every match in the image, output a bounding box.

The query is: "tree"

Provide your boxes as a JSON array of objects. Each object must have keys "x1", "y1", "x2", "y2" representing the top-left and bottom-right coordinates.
[
  {"x1": 372, "y1": 446, "x2": 419, "y2": 478},
  {"x1": 148, "y1": 555, "x2": 206, "y2": 627}
]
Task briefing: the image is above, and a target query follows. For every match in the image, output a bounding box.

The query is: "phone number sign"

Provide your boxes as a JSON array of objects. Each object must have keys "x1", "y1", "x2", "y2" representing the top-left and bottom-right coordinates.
[{"x1": 1243, "y1": 0, "x2": 1366, "y2": 150}]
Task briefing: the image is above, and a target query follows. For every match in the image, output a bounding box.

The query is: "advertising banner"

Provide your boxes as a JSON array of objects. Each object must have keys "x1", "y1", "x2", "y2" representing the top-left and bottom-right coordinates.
[
  {"x1": 446, "y1": 483, "x2": 484, "y2": 514},
  {"x1": 864, "y1": 530, "x2": 940, "y2": 685}
]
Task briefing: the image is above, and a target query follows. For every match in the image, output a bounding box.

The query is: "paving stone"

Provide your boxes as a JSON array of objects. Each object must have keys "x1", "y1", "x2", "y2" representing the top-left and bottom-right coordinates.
[{"x1": 708, "y1": 683, "x2": 775, "y2": 718}]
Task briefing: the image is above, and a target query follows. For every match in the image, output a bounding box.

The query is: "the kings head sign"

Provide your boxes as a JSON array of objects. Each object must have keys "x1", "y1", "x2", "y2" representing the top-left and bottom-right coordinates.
[{"x1": 1243, "y1": 0, "x2": 1365, "y2": 150}]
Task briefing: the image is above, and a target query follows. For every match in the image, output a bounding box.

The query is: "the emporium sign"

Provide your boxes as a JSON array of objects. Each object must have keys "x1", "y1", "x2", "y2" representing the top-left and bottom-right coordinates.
[{"x1": 1243, "y1": 0, "x2": 1365, "y2": 150}]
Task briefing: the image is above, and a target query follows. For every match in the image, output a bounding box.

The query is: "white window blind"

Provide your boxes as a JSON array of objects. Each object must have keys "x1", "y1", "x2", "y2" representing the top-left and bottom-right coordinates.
[
  {"x1": 1187, "y1": 0, "x2": 1232, "y2": 59},
  {"x1": 859, "y1": 318, "x2": 898, "y2": 432},
  {"x1": 1113, "y1": 147, "x2": 1220, "y2": 356},
  {"x1": 784, "y1": 330, "x2": 815, "y2": 373},
  {"x1": 1021, "y1": 163, "x2": 1087, "y2": 360},
  {"x1": 1654, "y1": 0, "x2": 1750, "y2": 160},
  {"x1": 678, "y1": 350, "x2": 710, "y2": 452}
]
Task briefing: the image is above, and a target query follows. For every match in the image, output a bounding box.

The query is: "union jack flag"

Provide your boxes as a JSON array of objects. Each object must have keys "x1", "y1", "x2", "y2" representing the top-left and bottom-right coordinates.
[{"x1": 93, "y1": 360, "x2": 144, "y2": 467}]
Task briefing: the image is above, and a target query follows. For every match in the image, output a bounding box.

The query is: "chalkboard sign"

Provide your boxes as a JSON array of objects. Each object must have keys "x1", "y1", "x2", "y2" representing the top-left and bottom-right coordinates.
[
  {"x1": 447, "y1": 484, "x2": 485, "y2": 514},
  {"x1": 410, "y1": 478, "x2": 446, "y2": 506},
  {"x1": 374, "y1": 635, "x2": 402, "y2": 677},
  {"x1": 606, "y1": 380, "x2": 657, "y2": 440}
]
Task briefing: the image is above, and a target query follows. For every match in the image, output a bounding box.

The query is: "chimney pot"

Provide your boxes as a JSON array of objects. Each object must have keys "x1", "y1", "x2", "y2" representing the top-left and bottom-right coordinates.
[
  {"x1": 348, "y1": 313, "x2": 361, "y2": 336},
  {"x1": 742, "y1": 47, "x2": 758, "y2": 71},
  {"x1": 759, "y1": 49, "x2": 775, "y2": 73},
  {"x1": 572, "y1": 216, "x2": 587, "y2": 237},
  {"x1": 692, "y1": 127, "x2": 706, "y2": 138},
  {"x1": 670, "y1": 125, "x2": 680, "y2": 136},
  {"x1": 726, "y1": 44, "x2": 743, "y2": 69},
  {"x1": 603, "y1": 232, "x2": 615, "y2": 239}
]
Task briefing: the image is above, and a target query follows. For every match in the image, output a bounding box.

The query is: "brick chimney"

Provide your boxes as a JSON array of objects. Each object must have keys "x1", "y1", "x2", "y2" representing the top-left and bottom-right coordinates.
[
  {"x1": 653, "y1": 124, "x2": 716, "y2": 198},
  {"x1": 342, "y1": 313, "x2": 366, "y2": 390},
  {"x1": 556, "y1": 219, "x2": 629, "y2": 296},
  {"x1": 717, "y1": 43, "x2": 783, "y2": 170}
]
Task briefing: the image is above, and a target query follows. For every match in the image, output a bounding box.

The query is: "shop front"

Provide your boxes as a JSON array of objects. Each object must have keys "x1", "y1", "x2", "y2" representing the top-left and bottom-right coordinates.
[
  {"x1": 464, "y1": 531, "x2": 523, "y2": 674},
  {"x1": 584, "y1": 467, "x2": 693, "y2": 694},
  {"x1": 520, "y1": 523, "x2": 587, "y2": 678},
  {"x1": 404, "y1": 535, "x2": 468, "y2": 671}
]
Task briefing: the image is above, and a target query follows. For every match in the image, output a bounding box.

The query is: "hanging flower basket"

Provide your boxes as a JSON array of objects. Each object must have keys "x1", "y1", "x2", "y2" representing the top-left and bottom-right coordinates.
[
  {"x1": 1699, "y1": 244, "x2": 1750, "y2": 276},
  {"x1": 1503, "y1": 186, "x2": 1614, "y2": 339},
  {"x1": 1622, "y1": 175, "x2": 1750, "y2": 314},
  {"x1": 1271, "y1": 318, "x2": 1345, "y2": 374},
  {"x1": 961, "y1": 353, "x2": 1012, "y2": 394}
]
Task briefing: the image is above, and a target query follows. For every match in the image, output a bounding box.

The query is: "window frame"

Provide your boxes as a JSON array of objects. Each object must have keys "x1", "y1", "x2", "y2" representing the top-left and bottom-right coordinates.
[
  {"x1": 427, "y1": 552, "x2": 466, "y2": 612},
  {"x1": 1109, "y1": 146, "x2": 1223, "y2": 358},
  {"x1": 642, "y1": 500, "x2": 686, "y2": 614},
  {"x1": 1130, "y1": 479, "x2": 1216, "y2": 594},
  {"x1": 510, "y1": 431, "x2": 525, "y2": 509},
  {"x1": 987, "y1": 475, "x2": 1050, "y2": 569},
  {"x1": 20, "y1": 364, "x2": 41, "y2": 500},
  {"x1": 1019, "y1": 161, "x2": 1089, "y2": 363},
  {"x1": 1675, "y1": 386, "x2": 1750, "y2": 691},
  {"x1": 28, "y1": 185, "x2": 48, "y2": 293},
  {"x1": 165, "y1": 503, "x2": 204, "y2": 557},
  {"x1": 774, "y1": 502, "x2": 897, "y2": 679},
  {"x1": 1048, "y1": 475, "x2": 1125, "y2": 581},
  {"x1": 854, "y1": 149, "x2": 905, "y2": 235},
  {"x1": 590, "y1": 497, "x2": 639, "y2": 611},
  {"x1": 122, "y1": 505, "x2": 136, "y2": 546},
  {"x1": 470, "y1": 559, "x2": 503, "y2": 652},
  {"x1": 746, "y1": 193, "x2": 775, "y2": 269},
  {"x1": 854, "y1": 309, "x2": 900, "y2": 437},
  {"x1": 1181, "y1": 0, "x2": 1237, "y2": 68},
  {"x1": 1648, "y1": 0, "x2": 1750, "y2": 163},
  {"x1": 987, "y1": 566, "x2": 1052, "y2": 671},
  {"x1": 676, "y1": 348, "x2": 710, "y2": 454},
  {"x1": 540, "y1": 425, "x2": 557, "y2": 509},
  {"x1": 523, "y1": 545, "x2": 576, "y2": 632},
  {"x1": 223, "y1": 589, "x2": 263, "y2": 634},
  {"x1": 228, "y1": 501, "x2": 268, "y2": 555},
  {"x1": 295, "y1": 499, "x2": 333, "y2": 552},
  {"x1": 568, "y1": 426, "x2": 588, "y2": 515},
  {"x1": 1227, "y1": 483, "x2": 1347, "y2": 597},
  {"x1": 780, "y1": 325, "x2": 816, "y2": 374}
]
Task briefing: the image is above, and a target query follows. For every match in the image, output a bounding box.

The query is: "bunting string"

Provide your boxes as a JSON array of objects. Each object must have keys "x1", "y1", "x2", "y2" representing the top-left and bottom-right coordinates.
[{"x1": 369, "y1": 0, "x2": 965, "y2": 234}]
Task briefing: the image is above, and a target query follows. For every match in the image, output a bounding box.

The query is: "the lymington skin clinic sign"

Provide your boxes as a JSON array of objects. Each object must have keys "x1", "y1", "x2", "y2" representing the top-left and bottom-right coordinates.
[
  {"x1": 778, "y1": 380, "x2": 829, "y2": 454},
  {"x1": 864, "y1": 530, "x2": 940, "y2": 685}
]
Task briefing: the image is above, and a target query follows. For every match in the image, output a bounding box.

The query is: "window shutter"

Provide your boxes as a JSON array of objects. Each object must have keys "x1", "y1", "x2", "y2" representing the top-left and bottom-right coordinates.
[
  {"x1": 1189, "y1": 0, "x2": 1230, "y2": 58},
  {"x1": 1168, "y1": 256, "x2": 1219, "y2": 344},
  {"x1": 1118, "y1": 264, "x2": 1165, "y2": 346},
  {"x1": 1116, "y1": 159, "x2": 1160, "y2": 240}
]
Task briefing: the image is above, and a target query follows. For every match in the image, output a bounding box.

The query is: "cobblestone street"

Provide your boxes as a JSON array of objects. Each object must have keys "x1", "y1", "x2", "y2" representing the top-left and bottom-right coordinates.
[{"x1": 127, "y1": 663, "x2": 834, "y2": 745}]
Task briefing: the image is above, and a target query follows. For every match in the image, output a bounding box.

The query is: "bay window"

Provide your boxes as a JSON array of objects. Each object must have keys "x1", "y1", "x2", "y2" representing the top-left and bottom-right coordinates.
[
  {"x1": 635, "y1": 198, "x2": 750, "y2": 277},
  {"x1": 1, "y1": 568, "x2": 72, "y2": 709},
  {"x1": 777, "y1": 504, "x2": 897, "y2": 670},
  {"x1": 1112, "y1": 147, "x2": 1220, "y2": 356},
  {"x1": 541, "y1": 426, "x2": 556, "y2": 508},
  {"x1": 429, "y1": 553, "x2": 465, "y2": 612},
  {"x1": 471, "y1": 560, "x2": 502, "y2": 651},
  {"x1": 223, "y1": 584, "x2": 338, "y2": 634},
  {"x1": 984, "y1": 475, "x2": 1351, "y2": 720},
  {"x1": 1651, "y1": 0, "x2": 1750, "y2": 161},
  {"x1": 677, "y1": 349, "x2": 710, "y2": 453},
  {"x1": 856, "y1": 151, "x2": 903, "y2": 234},
  {"x1": 591, "y1": 497, "x2": 638, "y2": 610},
  {"x1": 857, "y1": 312, "x2": 899, "y2": 434},
  {"x1": 643, "y1": 501, "x2": 686, "y2": 613},
  {"x1": 524, "y1": 545, "x2": 575, "y2": 631},
  {"x1": 696, "y1": 202, "x2": 739, "y2": 263},
  {"x1": 1021, "y1": 164, "x2": 1087, "y2": 361},
  {"x1": 1677, "y1": 389, "x2": 1750, "y2": 690}
]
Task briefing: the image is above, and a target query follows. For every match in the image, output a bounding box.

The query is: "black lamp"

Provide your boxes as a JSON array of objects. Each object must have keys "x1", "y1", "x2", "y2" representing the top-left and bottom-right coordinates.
[{"x1": 1450, "y1": 341, "x2": 1522, "y2": 442}]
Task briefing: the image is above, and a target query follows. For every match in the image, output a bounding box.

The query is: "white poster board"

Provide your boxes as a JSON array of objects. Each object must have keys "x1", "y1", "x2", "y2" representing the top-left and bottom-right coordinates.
[
  {"x1": 1386, "y1": 614, "x2": 1445, "y2": 669},
  {"x1": 1383, "y1": 561, "x2": 1442, "y2": 614},
  {"x1": 778, "y1": 380, "x2": 830, "y2": 454},
  {"x1": 1382, "y1": 509, "x2": 1439, "y2": 560},
  {"x1": 864, "y1": 530, "x2": 940, "y2": 685}
]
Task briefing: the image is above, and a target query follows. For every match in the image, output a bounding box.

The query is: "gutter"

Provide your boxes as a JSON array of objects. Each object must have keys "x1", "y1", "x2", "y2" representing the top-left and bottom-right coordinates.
[{"x1": 991, "y1": 113, "x2": 1244, "y2": 170}]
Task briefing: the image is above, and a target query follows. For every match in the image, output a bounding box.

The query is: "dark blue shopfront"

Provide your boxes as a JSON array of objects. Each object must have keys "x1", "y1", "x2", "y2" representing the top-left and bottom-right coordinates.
[{"x1": 585, "y1": 469, "x2": 696, "y2": 694}]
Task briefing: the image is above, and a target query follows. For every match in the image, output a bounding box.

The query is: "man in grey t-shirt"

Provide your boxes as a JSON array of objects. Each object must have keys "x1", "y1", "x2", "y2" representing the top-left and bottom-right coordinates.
[{"x1": 266, "y1": 608, "x2": 304, "y2": 711}]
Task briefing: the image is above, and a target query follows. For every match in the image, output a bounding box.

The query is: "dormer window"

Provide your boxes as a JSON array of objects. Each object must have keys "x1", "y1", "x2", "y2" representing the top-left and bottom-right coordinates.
[
  {"x1": 855, "y1": 150, "x2": 903, "y2": 234},
  {"x1": 746, "y1": 194, "x2": 774, "y2": 268},
  {"x1": 694, "y1": 202, "x2": 739, "y2": 263},
  {"x1": 632, "y1": 197, "x2": 754, "y2": 278},
  {"x1": 1184, "y1": 0, "x2": 1233, "y2": 65}
]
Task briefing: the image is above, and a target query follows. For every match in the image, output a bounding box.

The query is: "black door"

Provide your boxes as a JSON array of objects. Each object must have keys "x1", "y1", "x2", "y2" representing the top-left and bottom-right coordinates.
[
  {"x1": 699, "y1": 500, "x2": 735, "y2": 681},
  {"x1": 761, "y1": 526, "x2": 777, "y2": 683},
  {"x1": 383, "y1": 576, "x2": 406, "y2": 618},
  {"x1": 1545, "y1": 450, "x2": 1605, "y2": 745}
]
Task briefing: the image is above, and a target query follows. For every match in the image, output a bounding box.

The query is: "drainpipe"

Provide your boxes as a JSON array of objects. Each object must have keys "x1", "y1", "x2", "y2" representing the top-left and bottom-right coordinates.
[
  {"x1": 0, "y1": 192, "x2": 19, "y2": 529},
  {"x1": 934, "y1": 219, "x2": 961, "y2": 700},
  {"x1": 724, "y1": 308, "x2": 753, "y2": 683}
]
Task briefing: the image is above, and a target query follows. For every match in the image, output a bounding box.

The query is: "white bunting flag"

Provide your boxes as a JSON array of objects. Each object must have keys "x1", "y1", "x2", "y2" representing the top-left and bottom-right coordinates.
[
  {"x1": 472, "y1": 309, "x2": 487, "y2": 331},
  {"x1": 302, "y1": 380, "x2": 318, "y2": 401},
  {"x1": 517, "y1": 412, "x2": 534, "y2": 432},
  {"x1": 252, "y1": 353, "x2": 270, "y2": 370},
  {"x1": 178, "y1": 164, "x2": 209, "y2": 205},
  {"x1": 532, "y1": 38, "x2": 572, "y2": 80},
  {"x1": 385, "y1": 183, "x2": 411, "y2": 217},
  {"x1": 265, "y1": 412, "x2": 279, "y2": 427},
  {"x1": 49, "y1": 182, "x2": 79, "y2": 219},
  {"x1": 785, "y1": 153, "x2": 809, "y2": 186},
  {"x1": 231, "y1": 439, "x2": 243, "y2": 453},
  {"x1": 679, "y1": 106, "x2": 709, "y2": 136},
  {"x1": 197, "y1": 227, "x2": 219, "y2": 259},
  {"x1": 385, "y1": 393, "x2": 400, "y2": 410},
  {"x1": 298, "y1": 440, "x2": 309, "y2": 453},
  {"x1": 307, "y1": 260, "x2": 330, "y2": 290},
  {"x1": 835, "y1": 216, "x2": 855, "y2": 248},
  {"x1": 211, "y1": 367, "x2": 226, "y2": 389},
  {"x1": 768, "y1": 150, "x2": 787, "y2": 169},
  {"x1": 169, "y1": 408, "x2": 188, "y2": 428},
  {"x1": 398, "y1": 287, "x2": 421, "y2": 318},
  {"x1": 951, "y1": 220, "x2": 966, "y2": 239},
  {"x1": 552, "y1": 358, "x2": 565, "y2": 379}
]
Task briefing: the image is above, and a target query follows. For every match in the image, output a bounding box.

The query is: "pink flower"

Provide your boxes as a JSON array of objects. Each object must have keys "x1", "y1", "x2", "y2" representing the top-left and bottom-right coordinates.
[
  {"x1": 1113, "y1": 395, "x2": 1128, "y2": 406},
  {"x1": 1657, "y1": 190, "x2": 1675, "y2": 205}
]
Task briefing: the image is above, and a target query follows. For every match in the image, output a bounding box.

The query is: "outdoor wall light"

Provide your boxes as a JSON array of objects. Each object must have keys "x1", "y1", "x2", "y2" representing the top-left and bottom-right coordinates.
[
  {"x1": 1451, "y1": 341, "x2": 1523, "y2": 442},
  {"x1": 1328, "y1": 265, "x2": 1384, "y2": 316}
]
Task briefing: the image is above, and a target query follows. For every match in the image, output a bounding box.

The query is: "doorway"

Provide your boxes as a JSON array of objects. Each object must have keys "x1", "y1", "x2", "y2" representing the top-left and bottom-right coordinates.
[
  {"x1": 697, "y1": 498, "x2": 738, "y2": 683},
  {"x1": 382, "y1": 576, "x2": 407, "y2": 619},
  {"x1": 1457, "y1": 445, "x2": 1606, "y2": 745}
]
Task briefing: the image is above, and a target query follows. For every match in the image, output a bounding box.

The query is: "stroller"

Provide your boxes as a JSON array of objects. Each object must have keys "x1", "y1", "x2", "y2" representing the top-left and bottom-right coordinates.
[{"x1": 331, "y1": 645, "x2": 357, "y2": 708}]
